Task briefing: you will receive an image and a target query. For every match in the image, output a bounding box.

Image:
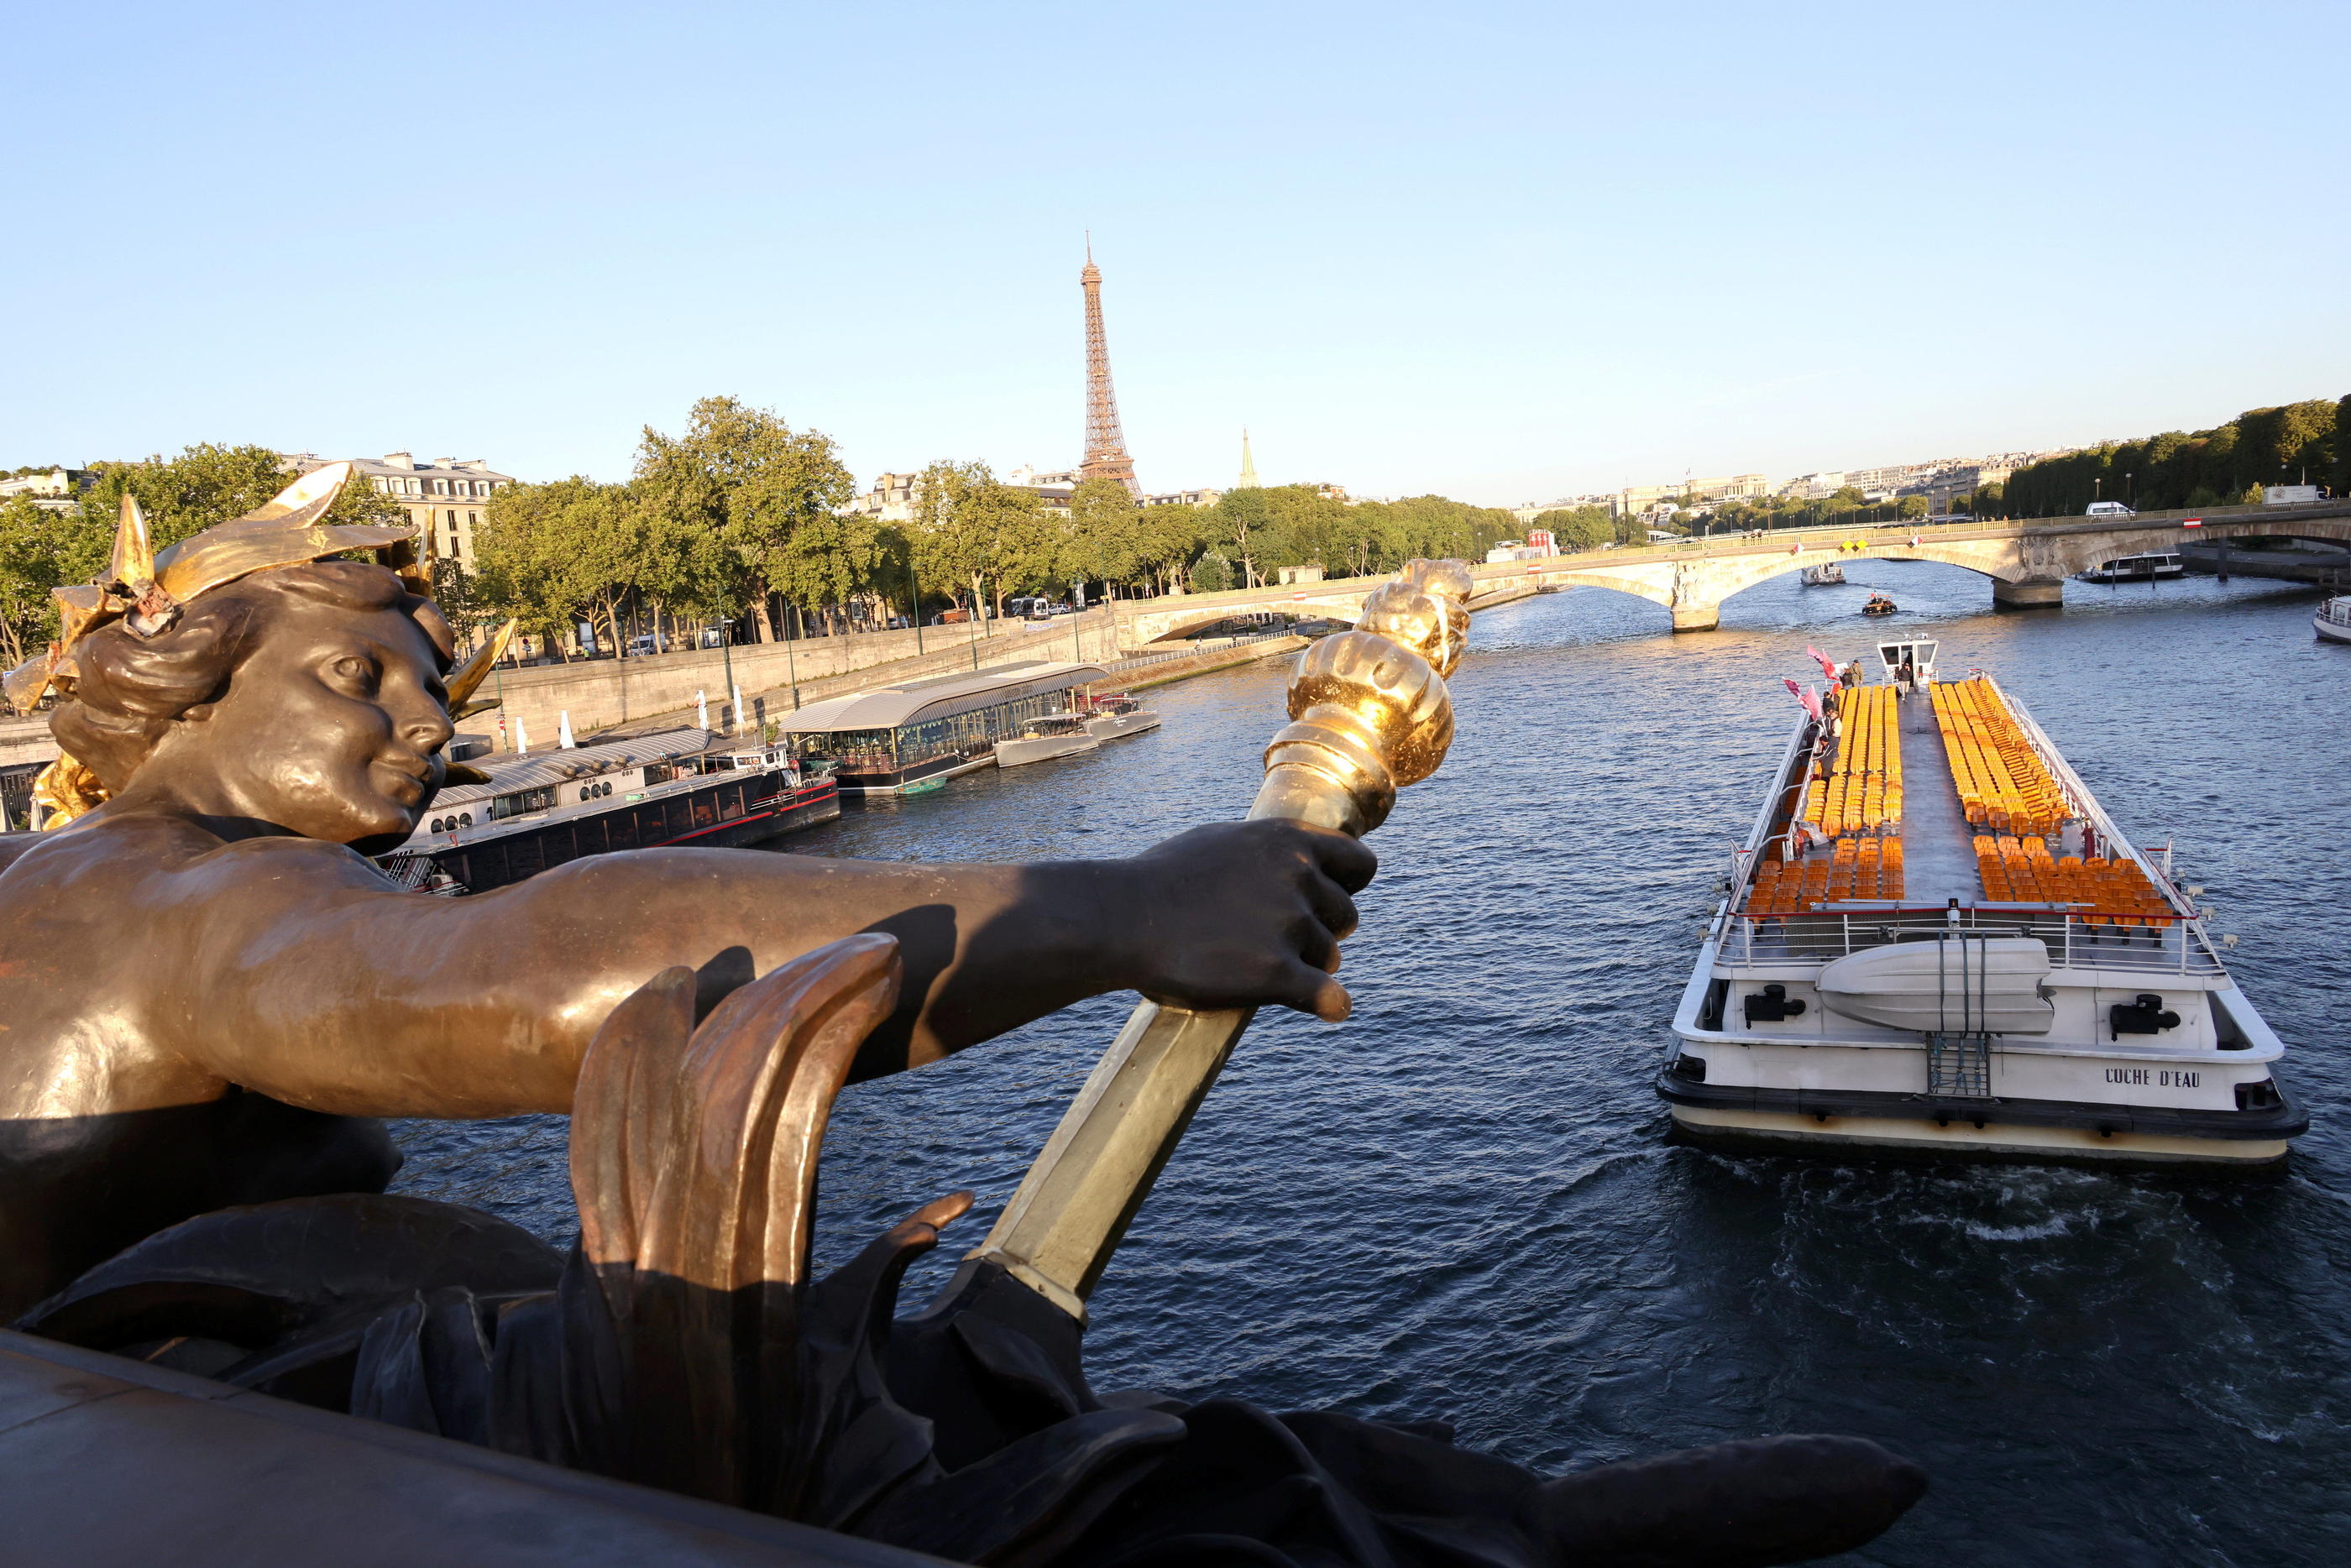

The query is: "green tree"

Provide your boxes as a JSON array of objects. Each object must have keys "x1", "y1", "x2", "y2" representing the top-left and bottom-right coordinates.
[
  {"x1": 1191, "y1": 551, "x2": 1233, "y2": 593},
  {"x1": 1063, "y1": 477, "x2": 1144, "y2": 596},
  {"x1": 1530, "y1": 505, "x2": 1612, "y2": 551},
  {"x1": 0, "y1": 497, "x2": 81, "y2": 670},
  {"x1": 1204, "y1": 487, "x2": 1275, "y2": 587},
  {"x1": 474, "y1": 477, "x2": 646, "y2": 660},
  {"x1": 634, "y1": 396, "x2": 855, "y2": 640},
  {"x1": 911, "y1": 461, "x2": 1059, "y2": 615}
]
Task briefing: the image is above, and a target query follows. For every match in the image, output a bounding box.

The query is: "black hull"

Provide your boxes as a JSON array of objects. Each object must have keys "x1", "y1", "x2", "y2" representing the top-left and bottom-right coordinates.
[
  {"x1": 387, "y1": 777, "x2": 840, "y2": 894},
  {"x1": 831, "y1": 750, "x2": 992, "y2": 794},
  {"x1": 1656, "y1": 1069, "x2": 2308, "y2": 1143}
]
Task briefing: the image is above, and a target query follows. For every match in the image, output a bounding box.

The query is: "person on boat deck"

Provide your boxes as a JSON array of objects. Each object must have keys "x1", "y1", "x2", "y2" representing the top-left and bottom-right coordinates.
[
  {"x1": 0, "y1": 546, "x2": 1373, "y2": 1319},
  {"x1": 1840, "y1": 661, "x2": 1861, "y2": 689}
]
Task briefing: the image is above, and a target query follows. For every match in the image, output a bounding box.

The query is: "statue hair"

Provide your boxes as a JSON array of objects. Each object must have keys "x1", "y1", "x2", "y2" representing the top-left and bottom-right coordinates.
[{"x1": 51, "y1": 561, "x2": 454, "y2": 792}]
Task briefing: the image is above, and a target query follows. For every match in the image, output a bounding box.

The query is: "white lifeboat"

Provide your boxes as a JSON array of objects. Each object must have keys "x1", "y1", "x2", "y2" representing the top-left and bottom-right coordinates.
[{"x1": 1815, "y1": 936, "x2": 2055, "y2": 1036}]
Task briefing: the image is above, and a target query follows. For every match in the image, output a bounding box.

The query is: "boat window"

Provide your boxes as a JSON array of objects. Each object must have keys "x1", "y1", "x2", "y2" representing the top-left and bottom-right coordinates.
[{"x1": 489, "y1": 786, "x2": 558, "y2": 821}]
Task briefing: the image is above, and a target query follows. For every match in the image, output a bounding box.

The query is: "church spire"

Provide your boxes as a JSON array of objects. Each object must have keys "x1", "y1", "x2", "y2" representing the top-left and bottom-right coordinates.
[{"x1": 1236, "y1": 428, "x2": 1259, "y2": 489}]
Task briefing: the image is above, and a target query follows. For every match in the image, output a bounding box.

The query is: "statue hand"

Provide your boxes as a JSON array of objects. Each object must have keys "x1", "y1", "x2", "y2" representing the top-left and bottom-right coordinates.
[{"x1": 1120, "y1": 819, "x2": 1376, "y2": 1022}]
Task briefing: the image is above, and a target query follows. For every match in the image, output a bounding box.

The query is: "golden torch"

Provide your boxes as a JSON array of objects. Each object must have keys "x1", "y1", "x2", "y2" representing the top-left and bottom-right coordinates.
[{"x1": 968, "y1": 559, "x2": 1475, "y2": 1319}]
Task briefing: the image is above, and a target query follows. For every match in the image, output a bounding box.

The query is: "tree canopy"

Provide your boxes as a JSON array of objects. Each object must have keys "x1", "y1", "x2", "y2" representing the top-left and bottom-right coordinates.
[
  {"x1": 0, "y1": 445, "x2": 407, "y2": 672},
  {"x1": 1982, "y1": 395, "x2": 2347, "y2": 517}
]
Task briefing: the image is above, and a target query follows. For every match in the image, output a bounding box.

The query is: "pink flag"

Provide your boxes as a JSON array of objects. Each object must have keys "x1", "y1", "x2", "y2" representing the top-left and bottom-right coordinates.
[
  {"x1": 1783, "y1": 677, "x2": 1824, "y2": 723},
  {"x1": 1804, "y1": 645, "x2": 1838, "y2": 681}
]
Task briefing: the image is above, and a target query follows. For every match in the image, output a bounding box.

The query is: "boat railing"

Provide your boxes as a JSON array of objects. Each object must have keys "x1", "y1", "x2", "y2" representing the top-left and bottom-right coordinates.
[{"x1": 1718, "y1": 907, "x2": 2225, "y2": 977}]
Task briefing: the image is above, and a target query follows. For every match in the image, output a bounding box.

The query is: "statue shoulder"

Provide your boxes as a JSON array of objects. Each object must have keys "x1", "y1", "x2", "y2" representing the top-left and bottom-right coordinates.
[
  {"x1": 0, "y1": 833, "x2": 42, "y2": 877},
  {"x1": 0, "y1": 816, "x2": 387, "y2": 896}
]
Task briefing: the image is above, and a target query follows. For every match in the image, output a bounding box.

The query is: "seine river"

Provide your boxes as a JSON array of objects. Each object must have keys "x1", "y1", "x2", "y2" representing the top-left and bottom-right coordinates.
[{"x1": 395, "y1": 561, "x2": 2350, "y2": 1567}]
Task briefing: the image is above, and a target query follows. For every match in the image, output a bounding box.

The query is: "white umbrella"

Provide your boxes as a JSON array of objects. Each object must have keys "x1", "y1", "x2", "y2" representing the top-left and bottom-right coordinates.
[
  {"x1": 558, "y1": 710, "x2": 576, "y2": 749},
  {"x1": 515, "y1": 717, "x2": 530, "y2": 755},
  {"x1": 731, "y1": 682, "x2": 746, "y2": 735},
  {"x1": 696, "y1": 689, "x2": 709, "y2": 730}
]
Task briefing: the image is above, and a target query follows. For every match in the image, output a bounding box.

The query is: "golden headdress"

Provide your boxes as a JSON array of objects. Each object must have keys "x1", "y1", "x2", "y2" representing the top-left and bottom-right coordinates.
[{"x1": 4, "y1": 463, "x2": 512, "y2": 826}]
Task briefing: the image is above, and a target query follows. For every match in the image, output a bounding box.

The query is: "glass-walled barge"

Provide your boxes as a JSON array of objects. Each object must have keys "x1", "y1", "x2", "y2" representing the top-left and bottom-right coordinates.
[{"x1": 781, "y1": 661, "x2": 1109, "y2": 793}]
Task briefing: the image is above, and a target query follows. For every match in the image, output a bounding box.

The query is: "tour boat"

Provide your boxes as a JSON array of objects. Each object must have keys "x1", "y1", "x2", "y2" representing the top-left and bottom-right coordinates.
[
  {"x1": 1660, "y1": 640, "x2": 2305, "y2": 1164},
  {"x1": 2077, "y1": 552, "x2": 2185, "y2": 583},
  {"x1": 1861, "y1": 593, "x2": 1897, "y2": 617},
  {"x1": 2315, "y1": 596, "x2": 2351, "y2": 644},
  {"x1": 1799, "y1": 563, "x2": 1846, "y2": 586},
  {"x1": 1082, "y1": 693, "x2": 1162, "y2": 740},
  {"x1": 379, "y1": 729, "x2": 839, "y2": 894},
  {"x1": 994, "y1": 713, "x2": 1101, "y2": 767}
]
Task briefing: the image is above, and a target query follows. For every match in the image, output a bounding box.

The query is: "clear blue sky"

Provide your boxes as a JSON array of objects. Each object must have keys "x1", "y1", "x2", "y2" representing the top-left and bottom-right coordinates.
[{"x1": 8, "y1": 2, "x2": 2344, "y2": 505}]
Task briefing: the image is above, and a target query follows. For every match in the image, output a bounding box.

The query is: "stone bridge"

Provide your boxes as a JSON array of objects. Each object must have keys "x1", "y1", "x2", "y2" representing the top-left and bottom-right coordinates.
[{"x1": 1118, "y1": 500, "x2": 2351, "y2": 640}]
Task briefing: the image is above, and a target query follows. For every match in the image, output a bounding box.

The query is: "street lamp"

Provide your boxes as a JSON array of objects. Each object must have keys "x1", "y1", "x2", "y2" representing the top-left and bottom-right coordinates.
[
  {"x1": 906, "y1": 552, "x2": 925, "y2": 655},
  {"x1": 719, "y1": 618, "x2": 737, "y2": 734},
  {"x1": 783, "y1": 602, "x2": 800, "y2": 712}
]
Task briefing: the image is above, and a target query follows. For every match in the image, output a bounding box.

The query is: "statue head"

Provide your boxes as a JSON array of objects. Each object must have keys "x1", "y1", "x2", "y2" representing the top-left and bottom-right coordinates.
[
  {"x1": 53, "y1": 561, "x2": 458, "y2": 845},
  {"x1": 5, "y1": 463, "x2": 508, "y2": 848}
]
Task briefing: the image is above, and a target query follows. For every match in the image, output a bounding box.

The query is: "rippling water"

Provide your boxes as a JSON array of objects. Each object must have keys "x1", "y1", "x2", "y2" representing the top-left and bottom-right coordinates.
[{"x1": 393, "y1": 562, "x2": 2351, "y2": 1566}]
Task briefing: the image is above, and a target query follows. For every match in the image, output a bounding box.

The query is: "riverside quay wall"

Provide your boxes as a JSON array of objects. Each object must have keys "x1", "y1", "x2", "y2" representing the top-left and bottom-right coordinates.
[{"x1": 480, "y1": 611, "x2": 1129, "y2": 752}]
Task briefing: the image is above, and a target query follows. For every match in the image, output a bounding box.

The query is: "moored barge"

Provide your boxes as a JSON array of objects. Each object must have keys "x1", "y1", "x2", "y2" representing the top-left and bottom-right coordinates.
[
  {"x1": 380, "y1": 729, "x2": 838, "y2": 894},
  {"x1": 1662, "y1": 639, "x2": 2305, "y2": 1164},
  {"x1": 780, "y1": 660, "x2": 1108, "y2": 794}
]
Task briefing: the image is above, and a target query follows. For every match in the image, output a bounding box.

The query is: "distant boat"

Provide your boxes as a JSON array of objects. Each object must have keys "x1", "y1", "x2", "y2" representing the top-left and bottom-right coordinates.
[
  {"x1": 1081, "y1": 692, "x2": 1161, "y2": 740},
  {"x1": 2316, "y1": 595, "x2": 2351, "y2": 645},
  {"x1": 2077, "y1": 552, "x2": 2184, "y2": 583},
  {"x1": 995, "y1": 713, "x2": 1101, "y2": 767},
  {"x1": 1861, "y1": 593, "x2": 1898, "y2": 617},
  {"x1": 1800, "y1": 563, "x2": 1846, "y2": 586}
]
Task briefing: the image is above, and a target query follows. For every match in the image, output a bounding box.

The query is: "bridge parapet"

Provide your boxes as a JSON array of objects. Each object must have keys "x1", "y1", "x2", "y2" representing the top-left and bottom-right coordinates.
[{"x1": 1113, "y1": 499, "x2": 2351, "y2": 642}]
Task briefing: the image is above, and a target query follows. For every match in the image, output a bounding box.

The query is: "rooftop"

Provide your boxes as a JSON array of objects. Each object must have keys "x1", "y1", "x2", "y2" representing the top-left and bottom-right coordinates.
[{"x1": 780, "y1": 660, "x2": 1108, "y2": 734}]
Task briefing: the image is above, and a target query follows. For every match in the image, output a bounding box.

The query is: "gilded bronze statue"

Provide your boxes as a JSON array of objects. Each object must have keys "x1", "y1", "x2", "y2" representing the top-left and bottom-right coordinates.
[{"x1": 1, "y1": 470, "x2": 1924, "y2": 1566}]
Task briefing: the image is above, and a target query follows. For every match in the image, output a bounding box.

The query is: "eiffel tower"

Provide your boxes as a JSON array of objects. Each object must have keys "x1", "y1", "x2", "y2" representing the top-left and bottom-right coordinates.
[{"x1": 1079, "y1": 239, "x2": 1140, "y2": 497}]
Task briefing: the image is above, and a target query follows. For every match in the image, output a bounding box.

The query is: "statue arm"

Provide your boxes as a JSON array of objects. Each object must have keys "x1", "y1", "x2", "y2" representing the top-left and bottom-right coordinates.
[{"x1": 171, "y1": 823, "x2": 1370, "y2": 1119}]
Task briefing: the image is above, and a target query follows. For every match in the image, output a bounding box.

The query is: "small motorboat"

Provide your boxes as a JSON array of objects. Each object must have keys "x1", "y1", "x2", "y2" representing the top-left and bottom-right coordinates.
[
  {"x1": 2317, "y1": 595, "x2": 2351, "y2": 644},
  {"x1": 1799, "y1": 563, "x2": 1846, "y2": 586},
  {"x1": 994, "y1": 713, "x2": 1101, "y2": 767},
  {"x1": 1083, "y1": 693, "x2": 1161, "y2": 740},
  {"x1": 1861, "y1": 593, "x2": 1898, "y2": 617}
]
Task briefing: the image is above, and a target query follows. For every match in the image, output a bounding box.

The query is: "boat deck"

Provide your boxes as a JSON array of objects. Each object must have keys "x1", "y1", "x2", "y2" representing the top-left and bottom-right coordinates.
[
  {"x1": 1728, "y1": 674, "x2": 2216, "y2": 976},
  {"x1": 1892, "y1": 690, "x2": 1980, "y2": 906}
]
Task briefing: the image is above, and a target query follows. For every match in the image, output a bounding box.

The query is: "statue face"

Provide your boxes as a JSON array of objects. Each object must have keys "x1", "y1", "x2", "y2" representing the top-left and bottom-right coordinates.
[{"x1": 149, "y1": 594, "x2": 454, "y2": 845}]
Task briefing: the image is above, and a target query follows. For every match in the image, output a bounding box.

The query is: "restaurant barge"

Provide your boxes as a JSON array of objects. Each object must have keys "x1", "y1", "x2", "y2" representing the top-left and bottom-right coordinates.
[
  {"x1": 779, "y1": 660, "x2": 1109, "y2": 793},
  {"x1": 379, "y1": 728, "x2": 839, "y2": 894}
]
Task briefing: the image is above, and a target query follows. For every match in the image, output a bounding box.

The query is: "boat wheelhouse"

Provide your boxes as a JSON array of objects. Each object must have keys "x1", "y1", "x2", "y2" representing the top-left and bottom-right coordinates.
[
  {"x1": 1799, "y1": 563, "x2": 1846, "y2": 586},
  {"x1": 380, "y1": 729, "x2": 839, "y2": 894},
  {"x1": 1082, "y1": 691, "x2": 1161, "y2": 740},
  {"x1": 1661, "y1": 643, "x2": 2304, "y2": 1164},
  {"x1": 780, "y1": 661, "x2": 1108, "y2": 793},
  {"x1": 2315, "y1": 595, "x2": 2351, "y2": 644}
]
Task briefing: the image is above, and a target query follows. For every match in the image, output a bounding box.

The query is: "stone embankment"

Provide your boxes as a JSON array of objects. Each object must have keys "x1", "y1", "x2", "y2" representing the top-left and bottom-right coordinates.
[{"x1": 481, "y1": 609, "x2": 1128, "y2": 750}]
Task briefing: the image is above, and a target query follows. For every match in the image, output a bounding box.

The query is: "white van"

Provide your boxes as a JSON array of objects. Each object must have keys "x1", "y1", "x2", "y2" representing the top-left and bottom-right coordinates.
[{"x1": 2085, "y1": 500, "x2": 2135, "y2": 517}]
